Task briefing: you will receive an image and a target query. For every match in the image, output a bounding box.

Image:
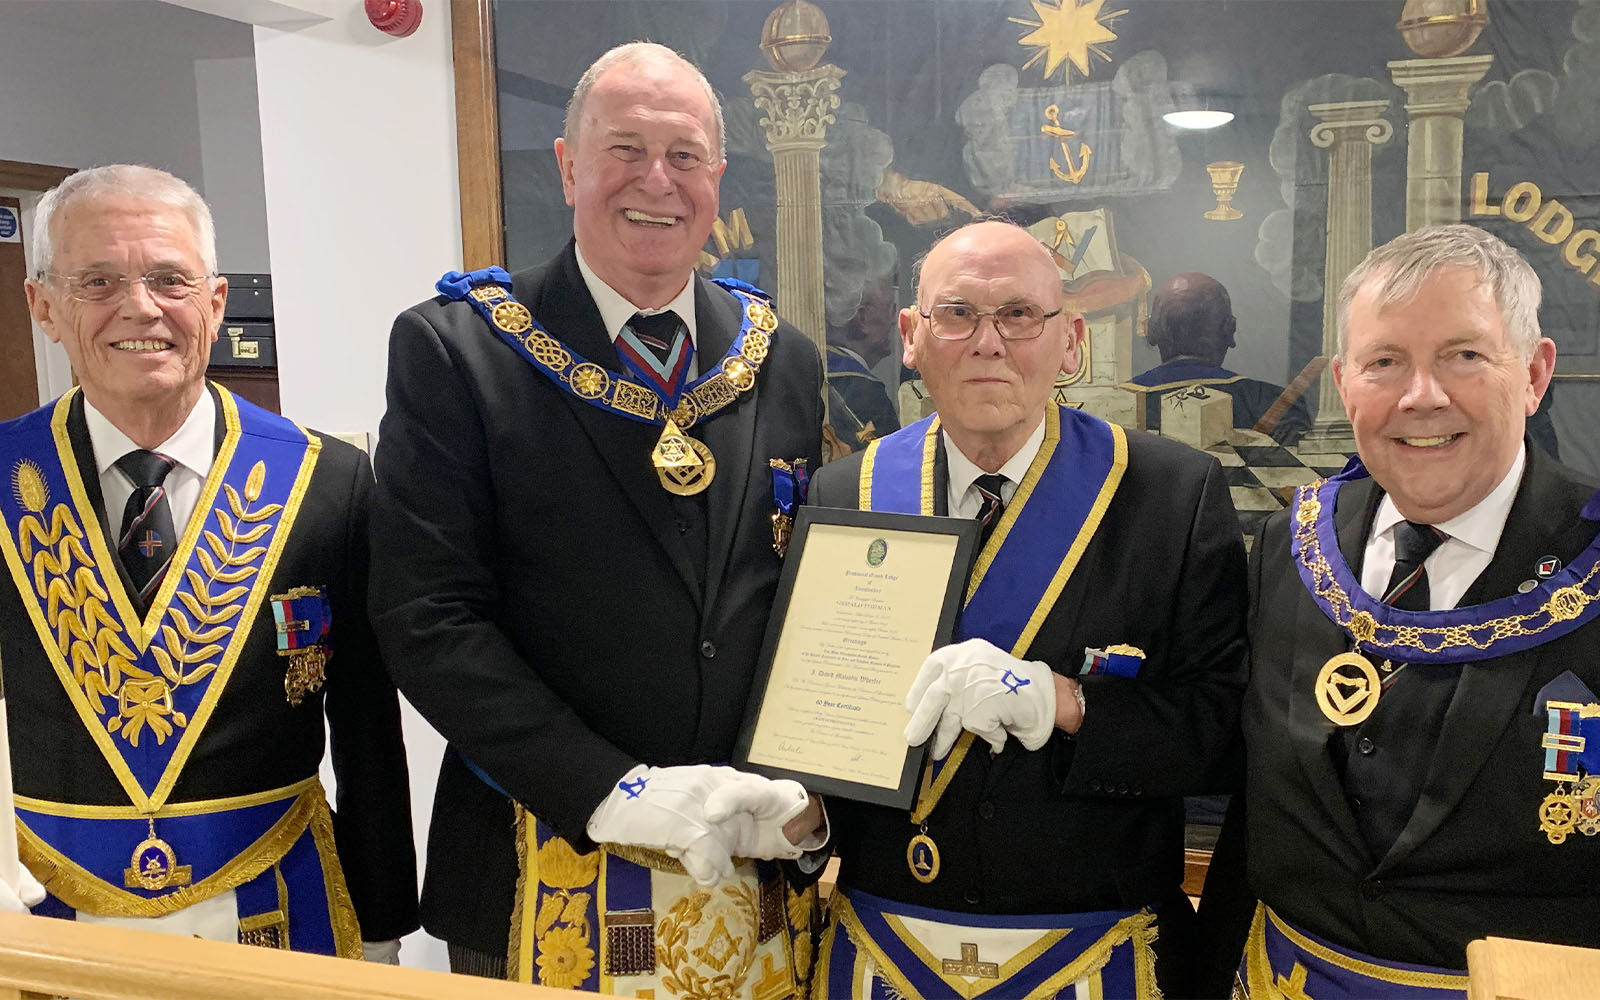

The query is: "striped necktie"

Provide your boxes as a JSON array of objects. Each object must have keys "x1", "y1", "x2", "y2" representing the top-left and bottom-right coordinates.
[
  {"x1": 1382, "y1": 520, "x2": 1448, "y2": 612},
  {"x1": 115, "y1": 449, "x2": 179, "y2": 605},
  {"x1": 974, "y1": 473, "x2": 1009, "y2": 546},
  {"x1": 617, "y1": 310, "x2": 692, "y2": 402}
]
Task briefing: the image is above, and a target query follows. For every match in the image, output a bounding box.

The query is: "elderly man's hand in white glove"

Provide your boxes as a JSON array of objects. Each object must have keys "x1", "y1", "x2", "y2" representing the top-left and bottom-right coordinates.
[
  {"x1": 904, "y1": 637, "x2": 1057, "y2": 759},
  {"x1": 0, "y1": 866, "x2": 45, "y2": 914},
  {"x1": 587, "y1": 764, "x2": 811, "y2": 886}
]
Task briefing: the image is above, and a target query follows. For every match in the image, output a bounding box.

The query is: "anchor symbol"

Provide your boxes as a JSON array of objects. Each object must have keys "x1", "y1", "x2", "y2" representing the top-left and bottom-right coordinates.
[{"x1": 1042, "y1": 105, "x2": 1092, "y2": 184}]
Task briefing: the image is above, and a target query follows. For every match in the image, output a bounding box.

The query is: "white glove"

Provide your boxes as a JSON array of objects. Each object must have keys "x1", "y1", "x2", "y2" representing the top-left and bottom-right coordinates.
[
  {"x1": 587, "y1": 765, "x2": 805, "y2": 886},
  {"x1": 702, "y1": 770, "x2": 810, "y2": 862},
  {"x1": 362, "y1": 939, "x2": 401, "y2": 964},
  {"x1": 0, "y1": 865, "x2": 45, "y2": 914},
  {"x1": 904, "y1": 637, "x2": 1057, "y2": 759}
]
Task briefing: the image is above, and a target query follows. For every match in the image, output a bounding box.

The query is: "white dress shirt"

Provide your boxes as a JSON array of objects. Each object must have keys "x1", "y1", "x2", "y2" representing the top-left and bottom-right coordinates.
[
  {"x1": 1360, "y1": 445, "x2": 1525, "y2": 611},
  {"x1": 943, "y1": 415, "x2": 1047, "y2": 519},
  {"x1": 84, "y1": 393, "x2": 215, "y2": 541},
  {"x1": 576, "y1": 247, "x2": 699, "y2": 380}
]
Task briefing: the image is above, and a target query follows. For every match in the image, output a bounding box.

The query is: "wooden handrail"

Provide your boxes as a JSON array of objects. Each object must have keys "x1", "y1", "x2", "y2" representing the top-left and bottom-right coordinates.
[{"x1": 0, "y1": 913, "x2": 587, "y2": 1000}]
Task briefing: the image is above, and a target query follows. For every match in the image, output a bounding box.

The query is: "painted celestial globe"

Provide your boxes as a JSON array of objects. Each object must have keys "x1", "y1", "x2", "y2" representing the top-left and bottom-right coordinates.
[
  {"x1": 760, "y1": 1, "x2": 832, "y2": 73},
  {"x1": 1397, "y1": 0, "x2": 1488, "y2": 58}
]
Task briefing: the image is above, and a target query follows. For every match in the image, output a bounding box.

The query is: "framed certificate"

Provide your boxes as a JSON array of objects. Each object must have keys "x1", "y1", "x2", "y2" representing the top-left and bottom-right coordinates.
[{"x1": 732, "y1": 506, "x2": 980, "y2": 809}]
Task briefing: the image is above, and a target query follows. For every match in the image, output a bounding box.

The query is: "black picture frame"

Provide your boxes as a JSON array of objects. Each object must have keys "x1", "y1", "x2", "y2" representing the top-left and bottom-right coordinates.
[{"x1": 732, "y1": 505, "x2": 980, "y2": 809}]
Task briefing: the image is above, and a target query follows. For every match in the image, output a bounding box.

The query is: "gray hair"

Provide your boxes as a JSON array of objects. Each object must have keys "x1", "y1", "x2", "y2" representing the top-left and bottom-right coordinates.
[
  {"x1": 563, "y1": 41, "x2": 726, "y2": 161},
  {"x1": 1336, "y1": 224, "x2": 1542, "y2": 361},
  {"x1": 33, "y1": 164, "x2": 217, "y2": 276}
]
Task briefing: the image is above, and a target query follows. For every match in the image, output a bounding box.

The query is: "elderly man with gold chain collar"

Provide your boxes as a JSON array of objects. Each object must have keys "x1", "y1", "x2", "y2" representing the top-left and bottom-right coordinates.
[
  {"x1": 0, "y1": 165, "x2": 418, "y2": 958},
  {"x1": 370, "y1": 43, "x2": 827, "y2": 996},
  {"x1": 809, "y1": 220, "x2": 1249, "y2": 999},
  {"x1": 1198, "y1": 225, "x2": 1600, "y2": 999}
]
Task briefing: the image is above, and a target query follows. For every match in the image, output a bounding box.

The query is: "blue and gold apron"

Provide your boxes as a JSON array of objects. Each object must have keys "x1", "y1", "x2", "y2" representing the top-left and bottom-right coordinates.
[
  {"x1": 1239, "y1": 904, "x2": 1467, "y2": 1000},
  {"x1": 818, "y1": 889, "x2": 1156, "y2": 1000},
  {"x1": 0, "y1": 386, "x2": 359, "y2": 957}
]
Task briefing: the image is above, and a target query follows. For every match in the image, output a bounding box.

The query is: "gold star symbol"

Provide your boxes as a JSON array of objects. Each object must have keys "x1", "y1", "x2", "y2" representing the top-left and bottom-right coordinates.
[{"x1": 1011, "y1": 0, "x2": 1127, "y2": 83}]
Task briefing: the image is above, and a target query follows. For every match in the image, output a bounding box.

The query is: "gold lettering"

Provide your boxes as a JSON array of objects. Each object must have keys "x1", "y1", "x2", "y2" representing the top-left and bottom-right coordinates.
[
  {"x1": 1469, "y1": 172, "x2": 1500, "y2": 216},
  {"x1": 1564, "y1": 230, "x2": 1600, "y2": 276},
  {"x1": 1531, "y1": 198, "x2": 1574, "y2": 245},
  {"x1": 1502, "y1": 180, "x2": 1542, "y2": 223},
  {"x1": 711, "y1": 208, "x2": 754, "y2": 256}
]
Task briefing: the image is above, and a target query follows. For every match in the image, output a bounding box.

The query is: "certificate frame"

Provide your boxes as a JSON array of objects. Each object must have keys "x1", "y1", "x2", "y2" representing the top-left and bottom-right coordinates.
[{"x1": 732, "y1": 506, "x2": 980, "y2": 809}]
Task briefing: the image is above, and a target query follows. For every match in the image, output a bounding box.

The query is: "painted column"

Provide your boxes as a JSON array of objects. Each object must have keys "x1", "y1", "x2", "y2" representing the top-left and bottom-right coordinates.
[
  {"x1": 1390, "y1": 54, "x2": 1493, "y2": 230},
  {"x1": 1302, "y1": 100, "x2": 1393, "y2": 452},
  {"x1": 744, "y1": 65, "x2": 845, "y2": 356}
]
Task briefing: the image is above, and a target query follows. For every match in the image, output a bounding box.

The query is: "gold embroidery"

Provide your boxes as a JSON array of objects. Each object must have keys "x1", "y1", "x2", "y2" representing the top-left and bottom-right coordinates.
[
  {"x1": 526, "y1": 833, "x2": 600, "y2": 990},
  {"x1": 657, "y1": 884, "x2": 760, "y2": 1000}
]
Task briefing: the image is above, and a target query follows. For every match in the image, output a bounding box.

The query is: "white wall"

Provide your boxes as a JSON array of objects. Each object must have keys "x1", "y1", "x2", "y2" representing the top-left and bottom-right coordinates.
[
  {"x1": 251, "y1": 2, "x2": 461, "y2": 972},
  {"x1": 253, "y1": 5, "x2": 462, "y2": 440}
]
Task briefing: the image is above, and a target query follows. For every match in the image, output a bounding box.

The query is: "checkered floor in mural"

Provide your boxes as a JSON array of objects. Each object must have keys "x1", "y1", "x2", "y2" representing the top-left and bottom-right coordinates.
[{"x1": 1204, "y1": 428, "x2": 1352, "y2": 552}]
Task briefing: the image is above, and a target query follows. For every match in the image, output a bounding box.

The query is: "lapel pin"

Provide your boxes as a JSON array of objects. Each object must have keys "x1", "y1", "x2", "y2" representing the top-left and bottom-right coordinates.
[
  {"x1": 1535, "y1": 556, "x2": 1561, "y2": 579},
  {"x1": 1518, "y1": 580, "x2": 1538, "y2": 594}
]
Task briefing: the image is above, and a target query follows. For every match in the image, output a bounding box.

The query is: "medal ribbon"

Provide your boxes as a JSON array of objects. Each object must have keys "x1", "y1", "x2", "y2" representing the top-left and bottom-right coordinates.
[
  {"x1": 1541, "y1": 701, "x2": 1600, "y2": 780},
  {"x1": 436, "y1": 267, "x2": 777, "y2": 429},
  {"x1": 769, "y1": 457, "x2": 809, "y2": 520},
  {"x1": 860, "y1": 406, "x2": 1127, "y2": 822},
  {"x1": 1292, "y1": 459, "x2": 1600, "y2": 664}
]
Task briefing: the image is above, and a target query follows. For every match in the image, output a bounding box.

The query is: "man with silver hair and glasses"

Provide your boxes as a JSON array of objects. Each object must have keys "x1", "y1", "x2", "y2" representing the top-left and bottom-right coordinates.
[
  {"x1": 371, "y1": 42, "x2": 825, "y2": 993},
  {"x1": 1201, "y1": 224, "x2": 1600, "y2": 999},
  {"x1": 0, "y1": 165, "x2": 418, "y2": 959}
]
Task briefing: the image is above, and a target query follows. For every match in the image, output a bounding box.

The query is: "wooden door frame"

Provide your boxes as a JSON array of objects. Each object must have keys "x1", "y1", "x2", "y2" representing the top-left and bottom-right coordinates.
[
  {"x1": 451, "y1": 0, "x2": 505, "y2": 270},
  {"x1": 0, "y1": 160, "x2": 75, "y2": 194}
]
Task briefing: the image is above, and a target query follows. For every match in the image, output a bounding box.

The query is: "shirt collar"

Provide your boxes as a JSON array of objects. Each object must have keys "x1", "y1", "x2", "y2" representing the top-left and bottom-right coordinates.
[
  {"x1": 84, "y1": 390, "x2": 215, "y2": 480},
  {"x1": 1371, "y1": 443, "x2": 1526, "y2": 556},
  {"x1": 575, "y1": 245, "x2": 698, "y2": 347},
  {"x1": 944, "y1": 414, "x2": 1048, "y2": 499}
]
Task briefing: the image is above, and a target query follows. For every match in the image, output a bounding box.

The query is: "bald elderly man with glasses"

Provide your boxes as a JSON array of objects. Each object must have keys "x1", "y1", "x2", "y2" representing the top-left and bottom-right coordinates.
[
  {"x1": 0, "y1": 164, "x2": 418, "y2": 960},
  {"x1": 809, "y1": 220, "x2": 1248, "y2": 999}
]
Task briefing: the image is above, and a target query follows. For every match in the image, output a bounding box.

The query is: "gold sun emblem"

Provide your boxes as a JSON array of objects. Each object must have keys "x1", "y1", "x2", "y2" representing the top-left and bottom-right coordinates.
[{"x1": 1010, "y1": 0, "x2": 1128, "y2": 83}]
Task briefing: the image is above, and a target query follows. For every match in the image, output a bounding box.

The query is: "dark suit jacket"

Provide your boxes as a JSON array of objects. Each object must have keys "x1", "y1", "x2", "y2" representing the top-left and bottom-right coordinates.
[
  {"x1": 0, "y1": 387, "x2": 419, "y2": 942},
  {"x1": 810, "y1": 422, "x2": 1248, "y2": 989},
  {"x1": 1232, "y1": 445, "x2": 1600, "y2": 970},
  {"x1": 369, "y1": 242, "x2": 823, "y2": 951}
]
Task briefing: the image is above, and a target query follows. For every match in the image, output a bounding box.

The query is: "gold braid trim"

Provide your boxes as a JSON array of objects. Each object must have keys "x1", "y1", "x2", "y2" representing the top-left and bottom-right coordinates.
[
  {"x1": 306, "y1": 793, "x2": 364, "y2": 959},
  {"x1": 507, "y1": 803, "x2": 532, "y2": 981},
  {"x1": 1261, "y1": 905, "x2": 1467, "y2": 990},
  {"x1": 17, "y1": 788, "x2": 317, "y2": 918}
]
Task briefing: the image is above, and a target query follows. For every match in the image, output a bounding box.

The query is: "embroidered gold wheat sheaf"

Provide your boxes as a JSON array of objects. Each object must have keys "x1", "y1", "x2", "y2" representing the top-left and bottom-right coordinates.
[{"x1": 15, "y1": 458, "x2": 282, "y2": 747}]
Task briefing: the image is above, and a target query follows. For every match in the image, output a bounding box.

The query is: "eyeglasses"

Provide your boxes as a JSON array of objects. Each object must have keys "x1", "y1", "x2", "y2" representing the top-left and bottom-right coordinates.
[
  {"x1": 41, "y1": 268, "x2": 212, "y2": 304},
  {"x1": 919, "y1": 302, "x2": 1063, "y2": 341}
]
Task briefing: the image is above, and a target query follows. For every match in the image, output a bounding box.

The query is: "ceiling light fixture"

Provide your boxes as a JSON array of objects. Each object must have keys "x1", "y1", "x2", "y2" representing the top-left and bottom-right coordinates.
[{"x1": 1163, "y1": 109, "x2": 1235, "y2": 130}]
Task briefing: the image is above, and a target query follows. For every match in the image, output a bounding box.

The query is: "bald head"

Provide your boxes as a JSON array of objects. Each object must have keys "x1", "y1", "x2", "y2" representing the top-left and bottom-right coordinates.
[
  {"x1": 902, "y1": 219, "x2": 1081, "y2": 470},
  {"x1": 915, "y1": 220, "x2": 1064, "y2": 311},
  {"x1": 1149, "y1": 271, "x2": 1235, "y2": 364}
]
